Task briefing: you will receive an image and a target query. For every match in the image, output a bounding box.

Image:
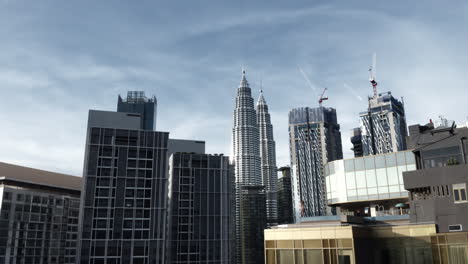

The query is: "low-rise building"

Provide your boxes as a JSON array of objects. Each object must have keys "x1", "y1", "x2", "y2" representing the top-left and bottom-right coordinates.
[
  {"x1": 0, "y1": 162, "x2": 81, "y2": 264},
  {"x1": 404, "y1": 124, "x2": 468, "y2": 233},
  {"x1": 264, "y1": 217, "x2": 468, "y2": 263}
]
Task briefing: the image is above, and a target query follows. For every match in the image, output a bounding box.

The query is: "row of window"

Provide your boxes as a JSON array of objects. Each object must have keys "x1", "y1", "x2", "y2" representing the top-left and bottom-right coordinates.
[{"x1": 410, "y1": 183, "x2": 468, "y2": 203}]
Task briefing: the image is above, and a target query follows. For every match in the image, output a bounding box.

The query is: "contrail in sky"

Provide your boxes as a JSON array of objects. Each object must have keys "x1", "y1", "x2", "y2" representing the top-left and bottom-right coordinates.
[
  {"x1": 298, "y1": 66, "x2": 317, "y2": 92},
  {"x1": 344, "y1": 83, "x2": 363, "y2": 101}
]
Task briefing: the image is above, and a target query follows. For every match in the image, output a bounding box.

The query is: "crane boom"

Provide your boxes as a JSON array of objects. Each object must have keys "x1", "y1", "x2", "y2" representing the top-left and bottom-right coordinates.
[{"x1": 318, "y1": 88, "x2": 328, "y2": 107}]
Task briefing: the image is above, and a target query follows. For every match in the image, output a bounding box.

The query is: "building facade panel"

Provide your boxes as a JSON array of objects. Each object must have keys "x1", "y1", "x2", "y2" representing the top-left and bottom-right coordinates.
[{"x1": 167, "y1": 153, "x2": 233, "y2": 263}]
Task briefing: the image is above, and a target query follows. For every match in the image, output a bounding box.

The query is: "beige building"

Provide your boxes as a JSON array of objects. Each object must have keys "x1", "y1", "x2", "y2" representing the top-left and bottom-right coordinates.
[{"x1": 264, "y1": 217, "x2": 468, "y2": 263}]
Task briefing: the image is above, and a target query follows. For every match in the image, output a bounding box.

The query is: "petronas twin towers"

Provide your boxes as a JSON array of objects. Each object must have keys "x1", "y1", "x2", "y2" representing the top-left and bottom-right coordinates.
[{"x1": 232, "y1": 70, "x2": 277, "y2": 263}]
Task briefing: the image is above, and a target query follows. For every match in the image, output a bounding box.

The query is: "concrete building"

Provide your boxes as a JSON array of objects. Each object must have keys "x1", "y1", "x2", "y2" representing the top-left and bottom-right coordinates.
[
  {"x1": 117, "y1": 91, "x2": 157, "y2": 131},
  {"x1": 325, "y1": 150, "x2": 416, "y2": 217},
  {"x1": 78, "y1": 109, "x2": 170, "y2": 264},
  {"x1": 0, "y1": 162, "x2": 81, "y2": 264},
  {"x1": 404, "y1": 124, "x2": 468, "y2": 233},
  {"x1": 288, "y1": 107, "x2": 343, "y2": 220},
  {"x1": 257, "y1": 90, "x2": 278, "y2": 227},
  {"x1": 359, "y1": 92, "x2": 408, "y2": 156},
  {"x1": 231, "y1": 70, "x2": 263, "y2": 263},
  {"x1": 167, "y1": 153, "x2": 233, "y2": 263},
  {"x1": 277, "y1": 167, "x2": 293, "y2": 225}
]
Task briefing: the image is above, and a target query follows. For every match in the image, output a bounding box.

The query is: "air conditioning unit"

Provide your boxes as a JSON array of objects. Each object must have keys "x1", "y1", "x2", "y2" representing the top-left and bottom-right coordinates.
[{"x1": 448, "y1": 224, "x2": 463, "y2": 232}]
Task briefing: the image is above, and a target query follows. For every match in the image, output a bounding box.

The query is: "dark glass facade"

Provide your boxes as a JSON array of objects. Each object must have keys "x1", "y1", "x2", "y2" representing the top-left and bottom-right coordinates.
[
  {"x1": 239, "y1": 185, "x2": 266, "y2": 264},
  {"x1": 78, "y1": 127, "x2": 169, "y2": 264},
  {"x1": 0, "y1": 185, "x2": 80, "y2": 264},
  {"x1": 168, "y1": 153, "x2": 233, "y2": 263},
  {"x1": 277, "y1": 167, "x2": 293, "y2": 225},
  {"x1": 117, "y1": 91, "x2": 157, "y2": 131}
]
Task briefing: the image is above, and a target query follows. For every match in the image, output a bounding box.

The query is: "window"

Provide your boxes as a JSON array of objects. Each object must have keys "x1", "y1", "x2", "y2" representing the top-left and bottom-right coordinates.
[{"x1": 453, "y1": 183, "x2": 468, "y2": 203}]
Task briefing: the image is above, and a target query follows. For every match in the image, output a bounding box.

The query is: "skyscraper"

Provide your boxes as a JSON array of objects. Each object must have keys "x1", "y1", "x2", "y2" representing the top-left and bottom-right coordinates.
[
  {"x1": 350, "y1": 127, "x2": 363, "y2": 158},
  {"x1": 78, "y1": 109, "x2": 169, "y2": 264},
  {"x1": 277, "y1": 166, "x2": 294, "y2": 225},
  {"x1": 288, "y1": 107, "x2": 343, "y2": 221},
  {"x1": 231, "y1": 70, "x2": 264, "y2": 263},
  {"x1": 117, "y1": 91, "x2": 157, "y2": 130},
  {"x1": 359, "y1": 92, "x2": 407, "y2": 156},
  {"x1": 167, "y1": 153, "x2": 233, "y2": 263},
  {"x1": 239, "y1": 186, "x2": 266, "y2": 264},
  {"x1": 256, "y1": 90, "x2": 278, "y2": 227}
]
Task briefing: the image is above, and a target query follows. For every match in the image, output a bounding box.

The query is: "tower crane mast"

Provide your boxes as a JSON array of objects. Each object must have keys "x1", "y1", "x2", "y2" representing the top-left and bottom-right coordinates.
[{"x1": 369, "y1": 53, "x2": 378, "y2": 97}]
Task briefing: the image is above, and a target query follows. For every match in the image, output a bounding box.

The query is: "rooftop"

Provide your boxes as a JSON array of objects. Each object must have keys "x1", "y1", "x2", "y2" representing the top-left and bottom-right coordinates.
[{"x1": 0, "y1": 162, "x2": 81, "y2": 191}]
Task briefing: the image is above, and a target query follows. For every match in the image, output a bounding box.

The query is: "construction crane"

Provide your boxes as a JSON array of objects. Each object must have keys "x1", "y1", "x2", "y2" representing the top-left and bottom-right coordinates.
[
  {"x1": 318, "y1": 88, "x2": 328, "y2": 107},
  {"x1": 369, "y1": 53, "x2": 378, "y2": 97}
]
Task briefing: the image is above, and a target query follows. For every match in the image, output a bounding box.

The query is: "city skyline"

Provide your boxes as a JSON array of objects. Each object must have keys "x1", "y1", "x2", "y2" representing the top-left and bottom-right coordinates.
[{"x1": 1, "y1": 0, "x2": 468, "y2": 175}]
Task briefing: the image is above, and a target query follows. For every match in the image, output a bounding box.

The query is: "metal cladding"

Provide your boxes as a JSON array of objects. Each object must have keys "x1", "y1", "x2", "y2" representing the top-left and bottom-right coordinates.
[
  {"x1": 257, "y1": 90, "x2": 278, "y2": 227},
  {"x1": 231, "y1": 70, "x2": 262, "y2": 264},
  {"x1": 232, "y1": 71, "x2": 261, "y2": 186},
  {"x1": 288, "y1": 107, "x2": 343, "y2": 221},
  {"x1": 359, "y1": 92, "x2": 408, "y2": 156}
]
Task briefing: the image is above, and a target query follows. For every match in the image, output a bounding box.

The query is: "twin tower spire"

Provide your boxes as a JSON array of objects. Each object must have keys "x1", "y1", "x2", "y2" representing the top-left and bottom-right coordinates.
[{"x1": 232, "y1": 69, "x2": 277, "y2": 263}]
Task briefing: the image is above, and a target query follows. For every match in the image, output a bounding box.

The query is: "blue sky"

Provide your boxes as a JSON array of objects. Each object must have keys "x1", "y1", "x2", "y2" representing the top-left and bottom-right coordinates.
[{"x1": 1, "y1": 0, "x2": 467, "y2": 175}]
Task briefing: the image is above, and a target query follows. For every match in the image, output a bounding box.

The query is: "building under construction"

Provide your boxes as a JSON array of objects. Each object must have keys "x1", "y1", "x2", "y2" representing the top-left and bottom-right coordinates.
[
  {"x1": 358, "y1": 54, "x2": 408, "y2": 156},
  {"x1": 288, "y1": 107, "x2": 343, "y2": 221},
  {"x1": 359, "y1": 92, "x2": 408, "y2": 156}
]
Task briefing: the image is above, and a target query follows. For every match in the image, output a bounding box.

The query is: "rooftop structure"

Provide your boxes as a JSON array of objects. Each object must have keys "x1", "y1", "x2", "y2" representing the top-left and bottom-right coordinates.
[{"x1": 117, "y1": 91, "x2": 157, "y2": 131}]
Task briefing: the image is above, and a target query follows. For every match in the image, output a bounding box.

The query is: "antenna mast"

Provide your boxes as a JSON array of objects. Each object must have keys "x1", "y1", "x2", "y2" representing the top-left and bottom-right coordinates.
[
  {"x1": 318, "y1": 88, "x2": 328, "y2": 107},
  {"x1": 369, "y1": 53, "x2": 378, "y2": 97}
]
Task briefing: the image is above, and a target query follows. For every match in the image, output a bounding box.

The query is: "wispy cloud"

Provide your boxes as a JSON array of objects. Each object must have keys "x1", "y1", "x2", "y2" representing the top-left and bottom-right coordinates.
[{"x1": 0, "y1": 1, "x2": 467, "y2": 175}]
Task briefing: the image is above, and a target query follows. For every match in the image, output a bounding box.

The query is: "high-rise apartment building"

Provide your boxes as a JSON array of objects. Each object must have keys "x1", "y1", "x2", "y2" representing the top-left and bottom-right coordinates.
[
  {"x1": 288, "y1": 107, "x2": 343, "y2": 221},
  {"x1": 231, "y1": 70, "x2": 264, "y2": 263},
  {"x1": 78, "y1": 109, "x2": 169, "y2": 264},
  {"x1": 167, "y1": 153, "x2": 233, "y2": 263},
  {"x1": 0, "y1": 162, "x2": 81, "y2": 264},
  {"x1": 359, "y1": 92, "x2": 407, "y2": 156},
  {"x1": 257, "y1": 90, "x2": 278, "y2": 227},
  {"x1": 277, "y1": 166, "x2": 293, "y2": 225},
  {"x1": 117, "y1": 91, "x2": 157, "y2": 130}
]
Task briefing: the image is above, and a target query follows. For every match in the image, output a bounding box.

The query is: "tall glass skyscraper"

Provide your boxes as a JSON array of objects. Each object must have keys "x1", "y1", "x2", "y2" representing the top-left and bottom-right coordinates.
[
  {"x1": 256, "y1": 90, "x2": 278, "y2": 227},
  {"x1": 231, "y1": 70, "x2": 264, "y2": 264},
  {"x1": 288, "y1": 107, "x2": 343, "y2": 221},
  {"x1": 167, "y1": 153, "x2": 233, "y2": 263},
  {"x1": 78, "y1": 109, "x2": 169, "y2": 264},
  {"x1": 117, "y1": 91, "x2": 157, "y2": 131},
  {"x1": 359, "y1": 92, "x2": 407, "y2": 156}
]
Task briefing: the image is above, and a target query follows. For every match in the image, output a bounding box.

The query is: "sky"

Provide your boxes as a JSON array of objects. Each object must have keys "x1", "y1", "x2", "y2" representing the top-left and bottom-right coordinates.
[{"x1": 1, "y1": 0, "x2": 468, "y2": 176}]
